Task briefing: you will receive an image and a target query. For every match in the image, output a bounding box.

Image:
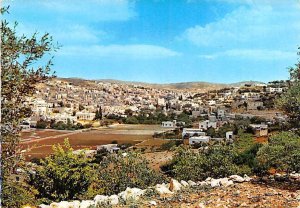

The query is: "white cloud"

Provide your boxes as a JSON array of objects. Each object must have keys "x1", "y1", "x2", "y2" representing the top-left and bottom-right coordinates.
[
  {"x1": 59, "y1": 44, "x2": 181, "y2": 59},
  {"x1": 6, "y1": 0, "x2": 137, "y2": 22},
  {"x1": 199, "y1": 49, "x2": 297, "y2": 60},
  {"x1": 180, "y1": 2, "x2": 300, "y2": 50}
]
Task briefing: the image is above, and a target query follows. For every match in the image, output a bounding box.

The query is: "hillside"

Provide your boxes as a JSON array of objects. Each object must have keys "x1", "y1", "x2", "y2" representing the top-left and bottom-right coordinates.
[{"x1": 58, "y1": 77, "x2": 264, "y2": 92}]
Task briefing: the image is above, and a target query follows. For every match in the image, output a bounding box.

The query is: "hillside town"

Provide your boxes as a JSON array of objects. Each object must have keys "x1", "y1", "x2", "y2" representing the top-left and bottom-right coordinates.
[{"x1": 23, "y1": 78, "x2": 287, "y2": 130}]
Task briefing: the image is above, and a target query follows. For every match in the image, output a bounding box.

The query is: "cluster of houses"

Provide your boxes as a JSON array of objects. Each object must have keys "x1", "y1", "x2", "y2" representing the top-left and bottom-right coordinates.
[{"x1": 22, "y1": 78, "x2": 287, "y2": 130}]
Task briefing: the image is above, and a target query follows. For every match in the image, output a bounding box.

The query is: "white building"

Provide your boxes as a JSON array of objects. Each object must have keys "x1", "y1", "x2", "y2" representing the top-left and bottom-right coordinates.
[
  {"x1": 32, "y1": 99, "x2": 48, "y2": 116},
  {"x1": 189, "y1": 136, "x2": 211, "y2": 145},
  {"x1": 97, "y1": 144, "x2": 120, "y2": 153},
  {"x1": 266, "y1": 87, "x2": 283, "y2": 93},
  {"x1": 226, "y1": 131, "x2": 234, "y2": 140},
  {"x1": 53, "y1": 113, "x2": 77, "y2": 124},
  {"x1": 182, "y1": 128, "x2": 206, "y2": 138},
  {"x1": 199, "y1": 120, "x2": 217, "y2": 130},
  {"x1": 162, "y1": 120, "x2": 177, "y2": 128},
  {"x1": 76, "y1": 111, "x2": 96, "y2": 120}
]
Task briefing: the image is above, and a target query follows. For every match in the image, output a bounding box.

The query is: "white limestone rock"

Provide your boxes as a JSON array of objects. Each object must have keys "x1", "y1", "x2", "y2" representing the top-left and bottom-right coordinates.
[
  {"x1": 197, "y1": 181, "x2": 208, "y2": 186},
  {"x1": 49, "y1": 202, "x2": 59, "y2": 208},
  {"x1": 188, "y1": 180, "x2": 197, "y2": 186},
  {"x1": 108, "y1": 195, "x2": 119, "y2": 205},
  {"x1": 94, "y1": 195, "x2": 109, "y2": 206},
  {"x1": 118, "y1": 187, "x2": 145, "y2": 201},
  {"x1": 80, "y1": 200, "x2": 95, "y2": 208},
  {"x1": 244, "y1": 174, "x2": 252, "y2": 182},
  {"x1": 210, "y1": 179, "x2": 221, "y2": 188},
  {"x1": 205, "y1": 177, "x2": 212, "y2": 182},
  {"x1": 180, "y1": 180, "x2": 189, "y2": 187},
  {"x1": 155, "y1": 184, "x2": 173, "y2": 195},
  {"x1": 169, "y1": 179, "x2": 182, "y2": 192},
  {"x1": 71, "y1": 201, "x2": 80, "y2": 208},
  {"x1": 229, "y1": 175, "x2": 245, "y2": 183},
  {"x1": 39, "y1": 205, "x2": 50, "y2": 208}
]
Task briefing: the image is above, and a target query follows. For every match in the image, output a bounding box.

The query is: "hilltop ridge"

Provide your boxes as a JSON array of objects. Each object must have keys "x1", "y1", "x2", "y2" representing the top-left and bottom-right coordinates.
[{"x1": 58, "y1": 77, "x2": 265, "y2": 91}]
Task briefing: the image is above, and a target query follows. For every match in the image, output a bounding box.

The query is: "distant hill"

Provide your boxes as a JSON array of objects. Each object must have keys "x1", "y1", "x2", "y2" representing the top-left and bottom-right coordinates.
[{"x1": 58, "y1": 77, "x2": 265, "y2": 92}]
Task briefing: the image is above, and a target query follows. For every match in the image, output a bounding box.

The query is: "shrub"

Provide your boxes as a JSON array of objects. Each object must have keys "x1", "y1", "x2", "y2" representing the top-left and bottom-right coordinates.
[
  {"x1": 36, "y1": 120, "x2": 48, "y2": 129},
  {"x1": 124, "y1": 116, "x2": 139, "y2": 124},
  {"x1": 87, "y1": 152, "x2": 166, "y2": 196},
  {"x1": 167, "y1": 145, "x2": 248, "y2": 181},
  {"x1": 235, "y1": 143, "x2": 265, "y2": 175},
  {"x1": 159, "y1": 140, "x2": 181, "y2": 151},
  {"x1": 256, "y1": 132, "x2": 300, "y2": 174},
  {"x1": 2, "y1": 178, "x2": 37, "y2": 207},
  {"x1": 30, "y1": 139, "x2": 96, "y2": 202}
]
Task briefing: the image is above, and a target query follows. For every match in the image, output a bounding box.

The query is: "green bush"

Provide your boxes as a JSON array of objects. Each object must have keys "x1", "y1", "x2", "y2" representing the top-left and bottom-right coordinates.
[
  {"x1": 168, "y1": 145, "x2": 248, "y2": 181},
  {"x1": 256, "y1": 132, "x2": 300, "y2": 174},
  {"x1": 86, "y1": 152, "x2": 166, "y2": 196},
  {"x1": 124, "y1": 116, "x2": 139, "y2": 124},
  {"x1": 2, "y1": 179, "x2": 37, "y2": 207},
  {"x1": 235, "y1": 143, "x2": 266, "y2": 175},
  {"x1": 30, "y1": 139, "x2": 96, "y2": 202},
  {"x1": 160, "y1": 140, "x2": 182, "y2": 151},
  {"x1": 36, "y1": 120, "x2": 48, "y2": 129}
]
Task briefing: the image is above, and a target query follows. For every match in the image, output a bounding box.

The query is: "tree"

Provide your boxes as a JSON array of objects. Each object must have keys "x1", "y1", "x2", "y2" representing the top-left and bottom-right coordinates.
[
  {"x1": 79, "y1": 104, "x2": 85, "y2": 111},
  {"x1": 256, "y1": 132, "x2": 300, "y2": 174},
  {"x1": 276, "y1": 47, "x2": 300, "y2": 128},
  {"x1": 30, "y1": 139, "x2": 96, "y2": 203},
  {"x1": 94, "y1": 106, "x2": 103, "y2": 120},
  {"x1": 1, "y1": 6, "x2": 57, "y2": 207},
  {"x1": 169, "y1": 145, "x2": 246, "y2": 182},
  {"x1": 86, "y1": 152, "x2": 166, "y2": 196}
]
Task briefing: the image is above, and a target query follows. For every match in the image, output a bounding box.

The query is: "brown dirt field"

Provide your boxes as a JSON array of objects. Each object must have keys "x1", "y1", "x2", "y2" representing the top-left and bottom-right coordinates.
[
  {"x1": 21, "y1": 131, "x2": 151, "y2": 160},
  {"x1": 20, "y1": 130, "x2": 71, "y2": 140}
]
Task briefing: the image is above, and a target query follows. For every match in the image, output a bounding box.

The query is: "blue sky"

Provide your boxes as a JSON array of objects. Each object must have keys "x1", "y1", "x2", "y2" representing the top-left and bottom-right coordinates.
[{"x1": 4, "y1": 0, "x2": 300, "y2": 83}]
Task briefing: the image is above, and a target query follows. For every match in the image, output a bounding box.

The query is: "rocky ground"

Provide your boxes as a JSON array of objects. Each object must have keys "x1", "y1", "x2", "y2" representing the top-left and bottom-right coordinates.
[
  {"x1": 116, "y1": 177, "x2": 300, "y2": 208},
  {"x1": 132, "y1": 182, "x2": 299, "y2": 208},
  {"x1": 39, "y1": 175, "x2": 300, "y2": 208}
]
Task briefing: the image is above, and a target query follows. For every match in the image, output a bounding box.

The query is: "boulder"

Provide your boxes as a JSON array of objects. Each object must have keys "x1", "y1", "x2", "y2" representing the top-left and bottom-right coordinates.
[
  {"x1": 217, "y1": 178, "x2": 233, "y2": 187},
  {"x1": 205, "y1": 177, "x2": 212, "y2": 182},
  {"x1": 80, "y1": 200, "x2": 95, "y2": 208},
  {"x1": 49, "y1": 203, "x2": 59, "y2": 208},
  {"x1": 39, "y1": 205, "x2": 50, "y2": 208},
  {"x1": 197, "y1": 181, "x2": 208, "y2": 186},
  {"x1": 94, "y1": 195, "x2": 109, "y2": 206},
  {"x1": 180, "y1": 180, "x2": 189, "y2": 187},
  {"x1": 169, "y1": 179, "x2": 182, "y2": 192},
  {"x1": 108, "y1": 195, "x2": 119, "y2": 205},
  {"x1": 229, "y1": 175, "x2": 245, "y2": 183},
  {"x1": 244, "y1": 174, "x2": 252, "y2": 182},
  {"x1": 118, "y1": 187, "x2": 145, "y2": 201},
  {"x1": 71, "y1": 201, "x2": 80, "y2": 208},
  {"x1": 210, "y1": 179, "x2": 221, "y2": 188},
  {"x1": 188, "y1": 180, "x2": 197, "y2": 186},
  {"x1": 155, "y1": 184, "x2": 173, "y2": 195}
]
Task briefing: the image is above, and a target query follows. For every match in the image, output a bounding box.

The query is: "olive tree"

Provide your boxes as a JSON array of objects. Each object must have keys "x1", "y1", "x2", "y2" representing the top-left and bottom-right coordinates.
[
  {"x1": 1, "y1": 6, "x2": 57, "y2": 207},
  {"x1": 276, "y1": 47, "x2": 300, "y2": 128},
  {"x1": 256, "y1": 132, "x2": 300, "y2": 174},
  {"x1": 86, "y1": 152, "x2": 166, "y2": 197},
  {"x1": 31, "y1": 139, "x2": 96, "y2": 203}
]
